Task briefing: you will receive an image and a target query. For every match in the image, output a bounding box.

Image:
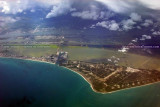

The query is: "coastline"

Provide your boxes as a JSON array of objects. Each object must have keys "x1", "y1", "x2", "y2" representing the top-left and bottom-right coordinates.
[
  {"x1": 0, "y1": 56, "x2": 160, "y2": 94},
  {"x1": 0, "y1": 56, "x2": 101, "y2": 94},
  {"x1": 61, "y1": 66, "x2": 103, "y2": 94},
  {"x1": 67, "y1": 66, "x2": 160, "y2": 94}
]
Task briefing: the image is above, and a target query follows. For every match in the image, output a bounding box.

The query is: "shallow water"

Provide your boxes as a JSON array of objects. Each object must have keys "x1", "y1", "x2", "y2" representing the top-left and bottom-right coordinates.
[{"x1": 0, "y1": 58, "x2": 160, "y2": 107}]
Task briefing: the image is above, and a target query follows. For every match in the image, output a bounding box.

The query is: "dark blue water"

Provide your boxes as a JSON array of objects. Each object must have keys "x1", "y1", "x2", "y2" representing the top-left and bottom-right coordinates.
[{"x1": 0, "y1": 58, "x2": 160, "y2": 107}]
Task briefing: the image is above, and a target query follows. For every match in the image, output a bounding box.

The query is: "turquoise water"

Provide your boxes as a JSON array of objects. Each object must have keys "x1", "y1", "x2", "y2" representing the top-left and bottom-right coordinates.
[{"x1": 0, "y1": 58, "x2": 160, "y2": 107}]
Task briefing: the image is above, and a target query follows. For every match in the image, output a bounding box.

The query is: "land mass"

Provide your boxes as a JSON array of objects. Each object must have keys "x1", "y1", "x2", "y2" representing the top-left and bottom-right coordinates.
[
  {"x1": 0, "y1": 45, "x2": 160, "y2": 93},
  {"x1": 61, "y1": 61, "x2": 160, "y2": 93}
]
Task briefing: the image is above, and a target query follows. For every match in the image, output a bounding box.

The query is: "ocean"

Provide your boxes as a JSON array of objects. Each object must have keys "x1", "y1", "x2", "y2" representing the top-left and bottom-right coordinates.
[{"x1": 0, "y1": 58, "x2": 160, "y2": 107}]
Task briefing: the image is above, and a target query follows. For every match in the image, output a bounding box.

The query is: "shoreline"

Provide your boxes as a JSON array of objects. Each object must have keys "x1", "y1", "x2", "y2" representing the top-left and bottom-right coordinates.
[
  {"x1": 61, "y1": 67, "x2": 102, "y2": 94},
  {"x1": 0, "y1": 56, "x2": 160, "y2": 94},
  {"x1": 0, "y1": 56, "x2": 101, "y2": 94}
]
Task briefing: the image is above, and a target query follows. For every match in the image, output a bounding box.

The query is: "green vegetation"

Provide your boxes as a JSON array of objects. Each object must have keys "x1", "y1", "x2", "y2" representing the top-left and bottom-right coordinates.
[
  {"x1": 5, "y1": 45, "x2": 160, "y2": 70},
  {"x1": 50, "y1": 45, "x2": 59, "y2": 48}
]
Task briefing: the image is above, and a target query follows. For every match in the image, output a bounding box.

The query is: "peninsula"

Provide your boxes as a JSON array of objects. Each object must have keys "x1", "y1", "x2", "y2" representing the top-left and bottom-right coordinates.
[{"x1": 0, "y1": 45, "x2": 160, "y2": 94}]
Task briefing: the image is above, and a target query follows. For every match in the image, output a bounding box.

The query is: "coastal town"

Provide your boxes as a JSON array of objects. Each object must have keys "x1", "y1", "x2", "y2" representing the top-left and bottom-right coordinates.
[
  {"x1": 63, "y1": 60, "x2": 160, "y2": 93},
  {"x1": 1, "y1": 45, "x2": 160, "y2": 93}
]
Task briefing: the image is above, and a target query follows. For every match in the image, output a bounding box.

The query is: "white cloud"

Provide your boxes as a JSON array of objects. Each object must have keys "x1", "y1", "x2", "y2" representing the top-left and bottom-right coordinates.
[
  {"x1": 1, "y1": 0, "x2": 160, "y2": 17},
  {"x1": 89, "y1": 12, "x2": 151, "y2": 31},
  {"x1": 96, "y1": 20, "x2": 120, "y2": 31},
  {"x1": 90, "y1": 25, "x2": 96, "y2": 29},
  {"x1": 120, "y1": 13, "x2": 141, "y2": 31},
  {"x1": 132, "y1": 38, "x2": 138, "y2": 42},
  {"x1": 36, "y1": 0, "x2": 65, "y2": 6},
  {"x1": 100, "y1": 11, "x2": 114, "y2": 19},
  {"x1": 71, "y1": 4, "x2": 114, "y2": 20},
  {"x1": 0, "y1": 1, "x2": 10, "y2": 13},
  {"x1": 138, "y1": 0, "x2": 160, "y2": 10},
  {"x1": 0, "y1": 0, "x2": 69, "y2": 15},
  {"x1": 72, "y1": 11, "x2": 99, "y2": 20},
  {"x1": 71, "y1": 10, "x2": 114, "y2": 20},
  {"x1": 0, "y1": 16, "x2": 19, "y2": 24},
  {"x1": 109, "y1": 22, "x2": 120, "y2": 31},
  {"x1": 141, "y1": 19, "x2": 153, "y2": 27},
  {"x1": 121, "y1": 19, "x2": 136, "y2": 31},
  {"x1": 30, "y1": 9, "x2": 35, "y2": 13},
  {"x1": 152, "y1": 31, "x2": 160, "y2": 35},
  {"x1": 46, "y1": 1, "x2": 72, "y2": 18},
  {"x1": 130, "y1": 13, "x2": 142, "y2": 21},
  {"x1": 70, "y1": 8, "x2": 76, "y2": 12},
  {"x1": 95, "y1": 0, "x2": 160, "y2": 13},
  {"x1": 118, "y1": 47, "x2": 129, "y2": 53},
  {"x1": 96, "y1": 21, "x2": 109, "y2": 29},
  {"x1": 137, "y1": 26, "x2": 141, "y2": 29},
  {"x1": 93, "y1": 13, "x2": 142, "y2": 31},
  {"x1": 140, "y1": 35, "x2": 151, "y2": 41},
  {"x1": 0, "y1": 16, "x2": 19, "y2": 32},
  {"x1": 0, "y1": 0, "x2": 36, "y2": 14},
  {"x1": 95, "y1": 0, "x2": 135, "y2": 13}
]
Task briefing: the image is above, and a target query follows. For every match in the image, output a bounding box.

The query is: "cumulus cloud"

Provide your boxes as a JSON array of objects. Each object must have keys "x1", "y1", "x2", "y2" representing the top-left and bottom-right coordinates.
[
  {"x1": 90, "y1": 24, "x2": 96, "y2": 29},
  {"x1": 36, "y1": 0, "x2": 65, "y2": 6},
  {"x1": 152, "y1": 31, "x2": 160, "y2": 35},
  {"x1": 109, "y1": 22, "x2": 119, "y2": 31},
  {"x1": 0, "y1": 16, "x2": 19, "y2": 26},
  {"x1": 140, "y1": 35, "x2": 152, "y2": 41},
  {"x1": 121, "y1": 19, "x2": 136, "y2": 31},
  {"x1": 0, "y1": 0, "x2": 72, "y2": 16},
  {"x1": 46, "y1": 1, "x2": 72, "y2": 18},
  {"x1": 0, "y1": 16, "x2": 20, "y2": 34},
  {"x1": 141, "y1": 19, "x2": 153, "y2": 27},
  {"x1": 71, "y1": 3, "x2": 114, "y2": 20},
  {"x1": 70, "y1": 8, "x2": 76, "y2": 12},
  {"x1": 90, "y1": 12, "x2": 152, "y2": 31},
  {"x1": 72, "y1": 11, "x2": 99, "y2": 20},
  {"x1": 120, "y1": 13, "x2": 142, "y2": 31},
  {"x1": 132, "y1": 38, "x2": 138, "y2": 42},
  {"x1": 96, "y1": 21, "x2": 109, "y2": 29},
  {"x1": 0, "y1": 1, "x2": 10, "y2": 13},
  {"x1": 130, "y1": 13, "x2": 142, "y2": 21},
  {"x1": 0, "y1": 0, "x2": 32, "y2": 14},
  {"x1": 96, "y1": 20, "x2": 120, "y2": 31},
  {"x1": 72, "y1": 10, "x2": 114, "y2": 20},
  {"x1": 137, "y1": 26, "x2": 141, "y2": 29},
  {"x1": 30, "y1": 9, "x2": 35, "y2": 13},
  {"x1": 91, "y1": 12, "x2": 143, "y2": 31}
]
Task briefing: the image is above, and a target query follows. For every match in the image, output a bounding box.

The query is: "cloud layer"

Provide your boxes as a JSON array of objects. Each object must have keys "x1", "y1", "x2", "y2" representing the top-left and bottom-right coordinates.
[
  {"x1": 1, "y1": 0, "x2": 160, "y2": 18},
  {"x1": 95, "y1": 0, "x2": 160, "y2": 13}
]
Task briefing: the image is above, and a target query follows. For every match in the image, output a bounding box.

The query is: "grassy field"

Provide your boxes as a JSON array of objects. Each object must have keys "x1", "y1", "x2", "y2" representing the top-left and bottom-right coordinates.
[{"x1": 6, "y1": 45, "x2": 160, "y2": 71}]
